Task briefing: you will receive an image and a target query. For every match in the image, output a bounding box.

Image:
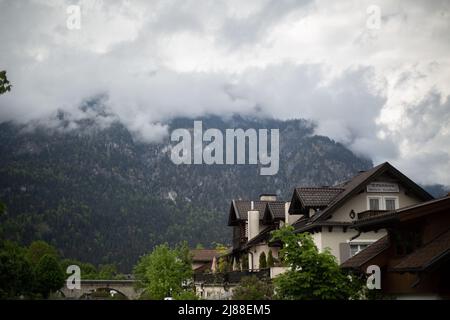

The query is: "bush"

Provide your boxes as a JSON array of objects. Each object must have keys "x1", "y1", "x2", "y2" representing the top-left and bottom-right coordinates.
[
  {"x1": 267, "y1": 250, "x2": 274, "y2": 267},
  {"x1": 232, "y1": 276, "x2": 274, "y2": 300},
  {"x1": 259, "y1": 252, "x2": 267, "y2": 269},
  {"x1": 34, "y1": 254, "x2": 65, "y2": 299},
  {"x1": 133, "y1": 242, "x2": 193, "y2": 300}
]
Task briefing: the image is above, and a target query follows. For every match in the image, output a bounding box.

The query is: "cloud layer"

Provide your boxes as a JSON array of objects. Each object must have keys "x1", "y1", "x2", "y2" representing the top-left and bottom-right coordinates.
[{"x1": 0, "y1": 0, "x2": 449, "y2": 186}]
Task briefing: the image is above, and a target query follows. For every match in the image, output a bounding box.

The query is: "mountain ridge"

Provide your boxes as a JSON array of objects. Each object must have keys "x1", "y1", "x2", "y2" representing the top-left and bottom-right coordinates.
[{"x1": 1, "y1": 115, "x2": 376, "y2": 271}]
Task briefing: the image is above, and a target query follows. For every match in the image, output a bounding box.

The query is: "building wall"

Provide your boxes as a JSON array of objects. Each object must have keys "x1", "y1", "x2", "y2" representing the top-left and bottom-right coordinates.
[
  {"x1": 330, "y1": 180, "x2": 423, "y2": 223},
  {"x1": 311, "y1": 232, "x2": 322, "y2": 250},
  {"x1": 195, "y1": 284, "x2": 235, "y2": 300},
  {"x1": 287, "y1": 214, "x2": 303, "y2": 225},
  {"x1": 246, "y1": 243, "x2": 279, "y2": 270},
  {"x1": 316, "y1": 227, "x2": 387, "y2": 264},
  {"x1": 245, "y1": 228, "x2": 385, "y2": 267}
]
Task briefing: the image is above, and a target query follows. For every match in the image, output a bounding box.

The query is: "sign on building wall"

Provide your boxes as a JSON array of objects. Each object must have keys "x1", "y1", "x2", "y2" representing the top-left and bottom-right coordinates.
[{"x1": 366, "y1": 182, "x2": 399, "y2": 193}]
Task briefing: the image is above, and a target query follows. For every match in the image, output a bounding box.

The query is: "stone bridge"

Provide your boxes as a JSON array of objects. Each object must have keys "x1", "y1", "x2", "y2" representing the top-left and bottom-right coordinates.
[{"x1": 60, "y1": 280, "x2": 143, "y2": 300}]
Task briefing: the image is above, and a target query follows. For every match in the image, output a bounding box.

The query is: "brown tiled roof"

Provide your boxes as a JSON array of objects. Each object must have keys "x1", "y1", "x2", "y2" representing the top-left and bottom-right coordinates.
[
  {"x1": 190, "y1": 249, "x2": 220, "y2": 262},
  {"x1": 266, "y1": 202, "x2": 286, "y2": 219},
  {"x1": 232, "y1": 200, "x2": 286, "y2": 221},
  {"x1": 294, "y1": 187, "x2": 343, "y2": 208},
  {"x1": 391, "y1": 228, "x2": 450, "y2": 272},
  {"x1": 341, "y1": 236, "x2": 390, "y2": 269},
  {"x1": 311, "y1": 162, "x2": 433, "y2": 222}
]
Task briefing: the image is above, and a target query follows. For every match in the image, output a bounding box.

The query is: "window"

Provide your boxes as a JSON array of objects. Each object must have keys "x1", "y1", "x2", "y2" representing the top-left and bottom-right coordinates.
[
  {"x1": 385, "y1": 198, "x2": 396, "y2": 210},
  {"x1": 367, "y1": 196, "x2": 382, "y2": 210},
  {"x1": 369, "y1": 198, "x2": 380, "y2": 210},
  {"x1": 350, "y1": 243, "x2": 369, "y2": 256},
  {"x1": 367, "y1": 196, "x2": 399, "y2": 210}
]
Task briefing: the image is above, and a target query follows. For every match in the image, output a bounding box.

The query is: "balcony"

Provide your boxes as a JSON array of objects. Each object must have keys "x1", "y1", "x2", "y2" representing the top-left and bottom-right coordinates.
[{"x1": 357, "y1": 210, "x2": 388, "y2": 220}]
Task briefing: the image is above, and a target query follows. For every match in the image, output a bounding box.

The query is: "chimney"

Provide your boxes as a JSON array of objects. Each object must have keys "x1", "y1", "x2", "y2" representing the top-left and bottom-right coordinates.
[
  {"x1": 248, "y1": 203, "x2": 260, "y2": 240},
  {"x1": 259, "y1": 194, "x2": 277, "y2": 202},
  {"x1": 284, "y1": 202, "x2": 290, "y2": 225}
]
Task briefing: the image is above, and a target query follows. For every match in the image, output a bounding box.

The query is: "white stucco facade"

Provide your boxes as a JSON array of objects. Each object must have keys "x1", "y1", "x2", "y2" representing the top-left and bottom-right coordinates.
[{"x1": 307, "y1": 174, "x2": 424, "y2": 263}]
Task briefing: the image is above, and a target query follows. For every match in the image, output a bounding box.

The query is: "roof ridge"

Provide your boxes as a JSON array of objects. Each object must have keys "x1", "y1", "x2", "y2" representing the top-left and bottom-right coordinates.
[{"x1": 296, "y1": 186, "x2": 345, "y2": 190}]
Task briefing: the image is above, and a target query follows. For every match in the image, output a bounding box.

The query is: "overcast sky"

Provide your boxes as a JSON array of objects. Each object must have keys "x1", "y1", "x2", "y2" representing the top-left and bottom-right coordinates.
[{"x1": 0, "y1": 0, "x2": 449, "y2": 186}]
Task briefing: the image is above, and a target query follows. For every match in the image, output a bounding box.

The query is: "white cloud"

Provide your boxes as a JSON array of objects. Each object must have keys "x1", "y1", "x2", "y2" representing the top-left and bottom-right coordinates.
[{"x1": 0, "y1": 0, "x2": 449, "y2": 185}]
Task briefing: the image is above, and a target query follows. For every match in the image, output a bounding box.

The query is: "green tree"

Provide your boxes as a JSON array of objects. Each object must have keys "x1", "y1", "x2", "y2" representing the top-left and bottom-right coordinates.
[
  {"x1": 271, "y1": 226, "x2": 364, "y2": 300},
  {"x1": 214, "y1": 243, "x2": 230, "y2": 273},
  {"x1": 173, "y1": 290, "x2": 198, "y2": 300},
  {"x1": 0, "y1": 70, "x2": 12, "y2": 95},
  {"x1": 60, "y1": 259, "x2": 98, "y2": 279},
  {"x1": 0, "y1": 241, "x2": 34, "y2": 299},
  {"x1": 232, "y1": 276, "x2": 274, "y2": 300},
  {"x1": 33, "y1": 254, "x2": 65, "y2": 299},
  {"x1": 0, "y1": 202, "x2": 6, "y2": 238},
  {"x1": 0, "y1": 201, "x2": 6, "y2": 216},
  {"x1": 27, "y1": 241, "x2": 59, "y2": 265},
  {"x1": 133, "y1": 242, "x2": 193, "y2": 300},
  {"x1": 98, "y1": 264, "x2": 119, "y2": 279},
  {"x1": 259, "y1": 252, "x2": 267, "y2": 269},
  {"x1": 267, "y1": 250, "x2": 274, "y2": 268}
]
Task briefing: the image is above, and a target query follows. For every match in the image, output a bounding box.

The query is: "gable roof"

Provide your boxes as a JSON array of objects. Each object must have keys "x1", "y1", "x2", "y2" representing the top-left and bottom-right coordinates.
[
  {"x1": 310, "y1": 162, "x2": 433, "y2": 223},
  {"x1": 263, "y1": 202, "x2": 286, "y2": 223},
  {"x1": 228, "y1": 199, "x2": 286, "y2": 226},
  {"x1": 342, "y1": 228, "x2": 450, "y2": 273},
  {"x1": 190, "y1": 249, "x2": 221, "y2": 262},
  {"x1": 342, "y1": 196, "x2": 450, "y2": 271},
  {"x1": 291, "y1": 187, "x2": 343, "y2": 212},
  {"x1": 391, "y1": 228, "x2": 450, "y2": 272}
]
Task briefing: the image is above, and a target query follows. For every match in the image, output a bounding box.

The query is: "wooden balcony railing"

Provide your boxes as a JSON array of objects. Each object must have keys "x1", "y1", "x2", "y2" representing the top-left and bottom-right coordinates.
[{"x1": 357, "y1": 210, "x2": 388, "y2": 220}]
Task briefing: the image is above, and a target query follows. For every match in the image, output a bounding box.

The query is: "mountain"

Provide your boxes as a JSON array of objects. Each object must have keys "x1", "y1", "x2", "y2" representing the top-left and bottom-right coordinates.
[
  {"x1": 422, "y1": 184, "x2": 449, "y2": 199},
  {"x1": 0, "y1": 115, "x2": 372, "y2": 271}
]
